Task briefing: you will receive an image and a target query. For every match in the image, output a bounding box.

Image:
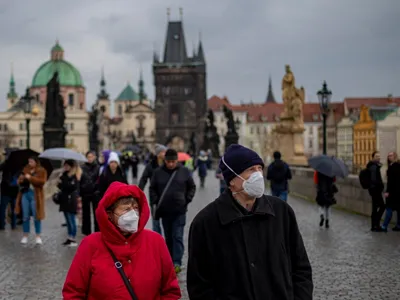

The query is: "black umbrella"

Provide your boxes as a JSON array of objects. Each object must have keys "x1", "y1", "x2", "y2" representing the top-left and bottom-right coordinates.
[
  {"x1": 308, "y1": 155, "x2": 349, "y2": 178},
  {"x1": 3, "y1": 149, "x2": 53, "y2": 177}
]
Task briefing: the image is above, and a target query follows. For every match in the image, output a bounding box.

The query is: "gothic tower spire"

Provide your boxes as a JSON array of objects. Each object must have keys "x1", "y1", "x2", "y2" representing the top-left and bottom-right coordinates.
[
  {"x1": 197, "y1": 32, "x2": 205, "y2": 63},
  {"x1": 265, "y1": 76, "x2": 276, "y2": 103},
  {"x1": 138, "y1": 66, "x2": 145, "y2": 103}
]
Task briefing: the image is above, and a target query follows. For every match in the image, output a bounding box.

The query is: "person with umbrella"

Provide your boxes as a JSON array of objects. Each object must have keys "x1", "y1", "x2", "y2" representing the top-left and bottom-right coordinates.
[
  {"x1": 15, "y1": 156, "x2": 48, "y2": 245},
  {"x1": 308, "y1": 155, "x2": 345, "y2": 228}
]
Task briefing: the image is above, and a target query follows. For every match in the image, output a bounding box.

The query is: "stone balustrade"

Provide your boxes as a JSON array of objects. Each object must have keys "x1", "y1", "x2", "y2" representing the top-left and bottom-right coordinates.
[{"x1": 289, "y1": 167, "x2": 372, "y2": 216}]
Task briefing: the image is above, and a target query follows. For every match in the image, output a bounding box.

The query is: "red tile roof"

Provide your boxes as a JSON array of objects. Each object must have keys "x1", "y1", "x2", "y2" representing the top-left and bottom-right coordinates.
[
  {"x1": 208, "y1": 95, "x2": 345, "y2": 123},
  {"x1": 344, "y1": 97, "x2": 400, "y2": 109}
]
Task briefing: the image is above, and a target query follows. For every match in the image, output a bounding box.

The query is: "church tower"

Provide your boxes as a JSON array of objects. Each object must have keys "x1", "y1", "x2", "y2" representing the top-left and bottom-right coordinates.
[
  {"x1": 7, "y1": 65, "x2": 18, "y2": 109},
  {"x1": 96, "y1": 68, "x2": 110, "y2": 116},
  {"x1": 152, "y1": 8, "x2": 207, "y2": 151}
]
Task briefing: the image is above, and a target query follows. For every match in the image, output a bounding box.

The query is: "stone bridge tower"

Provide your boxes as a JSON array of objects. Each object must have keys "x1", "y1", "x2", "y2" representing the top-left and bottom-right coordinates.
[{"x1": 152, "y1": 9, "x2": 207, "y2": 152}]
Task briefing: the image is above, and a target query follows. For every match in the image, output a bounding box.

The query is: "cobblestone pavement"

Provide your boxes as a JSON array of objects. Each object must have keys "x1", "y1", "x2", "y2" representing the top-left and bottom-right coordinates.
[{"x1": 1, "y1": 166, "x2": 399, "y2": 299}]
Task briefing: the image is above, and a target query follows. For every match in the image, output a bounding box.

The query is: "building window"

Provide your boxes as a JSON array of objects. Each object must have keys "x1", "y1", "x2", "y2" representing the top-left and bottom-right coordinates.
[
  {"x1": 250, "y1": 127, "x2": 254, "y2": 134},
  {"x1": 4, "y1": 124, "x2": 8, "y2": 131},
  {"x1": 19, "y1": 139, "x2": 24, "y2": 147},
  {"x1": 19, "y1": 123, "x2": 24, "y2": 131},
  {"x1": 36, "y1": 94, "x2": 40, "y2": 102},
  {"x1": 118, "y1": 105, "x2": 122, "y2": 116},
  {"x1": 308, "y1": 139, "x2": 313, "y2": 148},
  {"x1": 68, "y1": 94, "x2": 74, "y2": 106},
  {"x1": 79, "y1": 103, "x2": 84, "y2": 110},
  {"x1": 70, "y1": 123, "x2": 74, "y2": 131}
]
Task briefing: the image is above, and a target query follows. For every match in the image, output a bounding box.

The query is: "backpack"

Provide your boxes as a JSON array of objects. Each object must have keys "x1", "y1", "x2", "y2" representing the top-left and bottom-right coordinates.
[{"x1": 359, "y1": 168, "x2": 370, "y2": 189}]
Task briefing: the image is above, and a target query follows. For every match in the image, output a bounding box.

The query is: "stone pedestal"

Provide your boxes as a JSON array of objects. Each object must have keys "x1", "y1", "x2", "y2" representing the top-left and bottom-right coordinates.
[
  {"x1": 43, "y1": 125, "x2": 67, "y2": 150},
  {"x1": 272, "y1": 117, "x2": 307, "y2": 166}
]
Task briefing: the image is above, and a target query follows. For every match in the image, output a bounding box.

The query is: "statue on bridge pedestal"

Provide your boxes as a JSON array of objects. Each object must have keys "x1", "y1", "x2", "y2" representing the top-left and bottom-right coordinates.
[
  {"x1": 43, "y1": 72, "x2": 67, "y2": 150},
  {"x1": 223, "y1": 105, "x2": 239, "y2": 151},
  {"x1": 272, "y1": 65, "x2": 307, "y2": 166}
]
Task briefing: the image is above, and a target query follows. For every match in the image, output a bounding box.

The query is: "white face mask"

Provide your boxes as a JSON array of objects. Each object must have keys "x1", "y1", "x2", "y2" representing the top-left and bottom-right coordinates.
[
  {"x1": 221, "y1": 156, "x2": 265, "y2": 198},
  {"x1": 117, "y1": 210, "x2": 140, "y2": 233}
]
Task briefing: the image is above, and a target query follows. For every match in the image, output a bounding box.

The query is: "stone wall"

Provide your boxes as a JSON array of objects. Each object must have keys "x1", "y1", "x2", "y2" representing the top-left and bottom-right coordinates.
[{"x1": 289, "y1": 167, "x2": 372, "y2": 216}]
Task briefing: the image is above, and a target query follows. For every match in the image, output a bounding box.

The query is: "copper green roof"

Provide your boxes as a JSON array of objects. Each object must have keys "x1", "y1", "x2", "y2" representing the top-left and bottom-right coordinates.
[
  {"x1": 52, "y1": 42, "x2": 64, "y2": 52},
  {"x1": 116, "y1": 83, "x2": 139, "y2": 101},
  {"x1": 31, "y1": 60, "x2": 83, "y2": 87}
]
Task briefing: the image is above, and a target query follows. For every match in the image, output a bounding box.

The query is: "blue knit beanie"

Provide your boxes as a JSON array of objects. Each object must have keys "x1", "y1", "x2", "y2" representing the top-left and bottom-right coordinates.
[{"x1": 219, "y1": 144, "x2": 264, "y2": 185}]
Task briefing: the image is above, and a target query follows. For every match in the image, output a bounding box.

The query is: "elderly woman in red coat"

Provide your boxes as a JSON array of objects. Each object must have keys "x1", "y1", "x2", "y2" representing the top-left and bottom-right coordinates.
[{"x1": 62, "y1": 182, "x2": 181, "y2": 300}]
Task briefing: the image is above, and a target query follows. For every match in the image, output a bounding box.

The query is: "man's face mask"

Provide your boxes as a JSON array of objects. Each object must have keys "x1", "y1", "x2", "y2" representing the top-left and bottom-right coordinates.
[{"x1": 221, "y1": 156, "x2": 265, "y2": 198}]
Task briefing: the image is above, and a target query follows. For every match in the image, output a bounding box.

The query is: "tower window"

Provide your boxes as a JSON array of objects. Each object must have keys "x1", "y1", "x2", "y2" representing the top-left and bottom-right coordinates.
[
  {"x1": 36, "y1": 94, "x2": 39, "y2": 102},
  {"x1": 68, "y1": 94, "x2": 74, "y2": 106}
]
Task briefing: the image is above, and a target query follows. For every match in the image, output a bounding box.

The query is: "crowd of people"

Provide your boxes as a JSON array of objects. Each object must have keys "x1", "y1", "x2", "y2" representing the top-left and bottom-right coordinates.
[{"x1": 4, "y1": 144, "x2": 398, "y2": 298}]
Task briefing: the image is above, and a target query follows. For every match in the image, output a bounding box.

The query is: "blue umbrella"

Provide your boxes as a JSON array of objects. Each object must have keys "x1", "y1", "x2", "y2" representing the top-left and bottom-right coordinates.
[{"x1": 308, "y1": 155, "x2": 349, "y2": 178}]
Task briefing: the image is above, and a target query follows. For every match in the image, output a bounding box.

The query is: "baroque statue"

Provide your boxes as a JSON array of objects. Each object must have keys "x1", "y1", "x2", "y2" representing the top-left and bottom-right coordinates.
[
  {"x1": 271, "y1": 65, "x2": 307, "y2": 166},
  {"x1": 45, "y1": 72, "x2": 65, "y2": 128},
  {"x1": 280, "y1": 65, "x2": 305, "y2": 131},
  {"x1": 223, "y1": 105, "x2": 239, "y2": 150}
]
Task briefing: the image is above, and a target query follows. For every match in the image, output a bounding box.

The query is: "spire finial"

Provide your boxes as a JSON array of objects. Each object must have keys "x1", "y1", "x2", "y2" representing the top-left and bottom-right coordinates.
[
  {"x1": 167, "y1": 7, "x2": 170, "y2": 20},
  {"x1": 179, "y1": 7, "x2": 183, "y2": 20},
  {"x1": 138, "y1": 66, "x2": 145, "y2": 103},
  {"x1": 11, "y1": 62, "x2": 14, "y2": 75}
]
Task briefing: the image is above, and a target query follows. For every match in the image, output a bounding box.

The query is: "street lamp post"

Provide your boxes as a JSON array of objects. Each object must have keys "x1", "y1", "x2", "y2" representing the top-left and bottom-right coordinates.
[
  {"x1": 317, "y1": 81, "x2": 332, "y2": 155},
  {"x1": 21, "y1": 87, "x2": 37, "y2": 149}
]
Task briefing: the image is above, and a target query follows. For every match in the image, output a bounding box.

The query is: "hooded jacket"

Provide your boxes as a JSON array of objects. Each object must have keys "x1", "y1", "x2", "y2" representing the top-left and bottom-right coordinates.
[{"x1": 62, "y1": 182, "x2": 181, "y2": 300}]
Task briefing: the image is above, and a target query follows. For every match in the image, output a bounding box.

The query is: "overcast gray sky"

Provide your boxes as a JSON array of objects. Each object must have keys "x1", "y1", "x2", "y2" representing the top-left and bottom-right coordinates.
[{"x1": 0, "y1": 0, "x2": 399, "y2": 111}]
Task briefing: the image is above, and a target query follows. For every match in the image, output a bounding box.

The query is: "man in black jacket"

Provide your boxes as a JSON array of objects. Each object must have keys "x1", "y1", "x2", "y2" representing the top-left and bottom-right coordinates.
[
  {"x1": 149, "y1": 148, "x2": 196, "y2": 274},
  {"x1": 80, "y1": 151, "x2": 100, "y2": 235},
  {"x1": 187, "y1": 144, "x2": 313, "y2": 300},
  {"x1": 367, "y1": 151, "x2": 385, "y2": 232},
  {"x1": 139, "y1": 144, "x2": 167, "y2": 234},
  {"x1": 266, "y1": 151, "x2": 292, "y2": 201}
]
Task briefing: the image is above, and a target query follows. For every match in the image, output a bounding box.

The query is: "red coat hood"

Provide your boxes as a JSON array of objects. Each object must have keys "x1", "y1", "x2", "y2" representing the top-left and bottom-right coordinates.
[{"x1": 96, "y1": 181, "x2": 150, "y2": 244}]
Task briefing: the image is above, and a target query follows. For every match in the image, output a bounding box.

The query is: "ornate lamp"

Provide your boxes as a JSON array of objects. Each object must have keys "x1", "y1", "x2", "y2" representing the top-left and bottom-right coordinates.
[
  {"x1": 317, "y1": 81, "x2": 332, "y2": 155},
  {"x1": 21, "y1": 87, "x2": 37, "y2": 149},
  {"x1": 317, "y1": 81, "x2": 332, "y2": 115}
]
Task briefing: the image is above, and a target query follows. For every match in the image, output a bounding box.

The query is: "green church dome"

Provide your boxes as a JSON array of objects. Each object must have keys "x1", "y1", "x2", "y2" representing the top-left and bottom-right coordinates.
[{"x1": 31, "y1": 42, "x2": 83, "y2": 87}]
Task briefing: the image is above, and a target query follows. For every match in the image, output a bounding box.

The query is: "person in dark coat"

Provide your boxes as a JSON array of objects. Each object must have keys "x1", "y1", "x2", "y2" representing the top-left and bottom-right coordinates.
[
  {"x1": 58, "y1": 160, "x2": 82, "y2": 247},
  {"x1": 79, "y1": 151, "x2": 100, "y2": 235},
  {"x1": 381, "y1": 151, "x2": 400, "y2": 231},
  {"x1": 0, "y1": 157, "x2": 20, "y2": 230},
  {"x1": 314, "y1": 171, "x2": 337, "y2": 228},
  {"x1": 266, "y1": 151, "x2": 292, "y2": 201},
  {"x1": 367, "y1": 151, "x2": 385, "y2": 231},
  {"x1": 149, "y1": 148, "x2": 196, "y2": 274},
  {"x1": 138, "y1": 144, "x2": 167, "y2": 234},
  {"x1": 96, "y1": 152, "x2": 127, "y2": 201},
  {"x1": 187, "y1": 144, "x2": 313, "y2": 300}
]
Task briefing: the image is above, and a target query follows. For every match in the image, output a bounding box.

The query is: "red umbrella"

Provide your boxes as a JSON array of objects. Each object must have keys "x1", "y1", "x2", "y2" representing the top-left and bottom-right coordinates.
[{"x1": 178, "y1": 152, "x2": 191, "y2": 161}]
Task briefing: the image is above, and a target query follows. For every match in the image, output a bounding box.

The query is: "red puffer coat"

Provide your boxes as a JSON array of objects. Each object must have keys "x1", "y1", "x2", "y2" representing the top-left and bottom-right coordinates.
[{"x1": 62, "y1": 181, "x2": 181, "y2": 300}]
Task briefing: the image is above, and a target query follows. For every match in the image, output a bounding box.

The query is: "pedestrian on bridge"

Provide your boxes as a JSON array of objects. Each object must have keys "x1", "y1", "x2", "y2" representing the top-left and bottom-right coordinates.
[
  {"x1": 15, "y1": 157, "x2": 47, "y2": 245},
  {"x1": 62, "y1": 182, "x2": 181, "y2": 299},
  {"x1": 187, "y1": 144, "x2": 313, "y2": 300}
]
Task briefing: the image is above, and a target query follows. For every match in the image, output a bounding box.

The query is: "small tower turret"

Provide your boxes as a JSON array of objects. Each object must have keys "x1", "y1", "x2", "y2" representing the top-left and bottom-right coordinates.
[
  {"x1": 97, "y1": 67, "x2": 110, "y2": 116},
  {"x1": 7, "y1": 64, "x2": 18, "y2": 109}
]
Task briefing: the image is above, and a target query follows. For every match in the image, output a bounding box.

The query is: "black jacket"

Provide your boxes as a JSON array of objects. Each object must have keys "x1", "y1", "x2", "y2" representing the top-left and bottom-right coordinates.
[
  {"x1": 58, "y1": 172, "x2": 80, "y2": 214},
  {"x1": 267, "y1": 159, "x2": 292, "y2": 192},
  {"x1": 149, "y1": 165, "x2": 196, "y2": 217},
  {"x1": 96, "y1": 166, "x2": 127, "y2": 201},
  {"x1": 386, "y1": 161, "x2": 400, "y2": 210},
  {"x1": 315, "y1": 172, "x2": 337, "y2": 207},
  {"x1": 80, "y1": 162, "x2": 100, "y2": 197},
  {"x1": 367, "y1": 161, "x2": 384, "y2": 192},
  {"x1": 187, "y1": 191, "x2": 313, "y2": 300},
  {"x1": 138, "y1": 157, "x2": 160, "y2": 190},
  {"x1": 0, "y1": 163, "x2": 19, "y2": 198}
]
